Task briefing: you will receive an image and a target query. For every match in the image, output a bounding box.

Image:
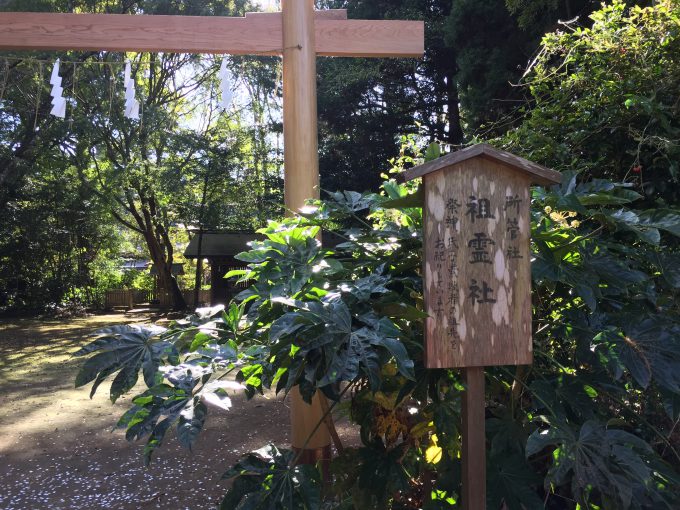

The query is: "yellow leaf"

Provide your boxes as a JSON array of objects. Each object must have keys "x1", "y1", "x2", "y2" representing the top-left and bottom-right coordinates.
[
  {"x1": 425, "y1": 444, "x2": 443, "y2": 464},
  {"x1": 370, "y1": 391, "x2": 397, "y2": 411},
  {"x1": 382, "y1": 363, "x2": 398, "y2": 377}
]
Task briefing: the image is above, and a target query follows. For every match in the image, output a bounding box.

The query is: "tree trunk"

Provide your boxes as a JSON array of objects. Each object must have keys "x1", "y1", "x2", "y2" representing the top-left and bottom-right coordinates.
[
  {"x1": 446, "y1": 71, "x2": 464, "y2": 146},
  {"x1": 131, "y1": 196, "x2": 187, "y2": 312},
  {"x1": 146, "y1": 236, "x2": 185, "y2": 311},
  {"x1": 193, "y1": 228, "x2": 204, "y2": 309},
  {"x1": 150, "y1": 246, "x2": 186, "y2": 311}
]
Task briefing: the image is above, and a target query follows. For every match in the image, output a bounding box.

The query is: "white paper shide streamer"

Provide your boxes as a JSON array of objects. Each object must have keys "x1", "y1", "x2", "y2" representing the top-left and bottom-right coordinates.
[
  {"x1": 49, "y1": 59, "x2": 66, "y2": 119},
  {"x1": 124, "y1": 61, "x2": 140, "y2": 120},
  {"x1": 219, "y1": 59, "x2": 233, "y2": 111}
]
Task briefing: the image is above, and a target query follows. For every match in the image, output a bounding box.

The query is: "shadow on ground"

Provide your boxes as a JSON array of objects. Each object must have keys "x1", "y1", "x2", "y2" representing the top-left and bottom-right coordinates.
[{"x1": 0, "y1": 314, "x2": 356, "y2": 510}]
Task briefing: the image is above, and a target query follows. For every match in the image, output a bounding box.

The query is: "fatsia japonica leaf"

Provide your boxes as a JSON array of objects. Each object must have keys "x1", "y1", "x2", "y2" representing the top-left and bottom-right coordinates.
[
  {"x1": 74, "y1": 324, "x2": 176, "y2": 402},
  {"x1": 116, "y1": 366, "x2": 230, "y2": 465},
  {"x1": 117, "y1": 382, "x2": 193, "y2": 465},
  {"x1": 318, "y1": 326, "x2": 383, "y2": 392},
  {"x1": 577, "y1": 190, "x2": 643, "y2": 206},
  {"x1": 638, "y1": 209, "x2": 680, "y2": 238},
  {"x1": 380, "y1": 183, "x2": 424, "y2": 209},
  {"x1": 592, "y1": 317, "x2": 680, "y2": 392},
  {"x1": 602, "y1": 209, "x2": 662, "y2": 245},
  {"x1": 220, "y1": 445, "x2": 322, "y2": 510},
  {"x1": 355, "y1": 441, "x2": 411, "y2": 507},
  {"x1": 274, "y1": 297, "x2": 414, "y2": 398},
  {"x1": 526, "y1": 420, "x2": 663, "y2": 509},
  {"x1": 487, "y1": 453, "x2": 544, "y2": 510},
  {"x1": 651, "y1": 252, "x2": 680, "y2": 289},
  {"x1": 342, "y1": 273, "x2": 391, "y2": 302},
  {"x1": 324, "y1": 190, "x2": 376, "y2": 215},
  {"x1": 177, "y1": 399, "x2": 207, "y2": 450}
]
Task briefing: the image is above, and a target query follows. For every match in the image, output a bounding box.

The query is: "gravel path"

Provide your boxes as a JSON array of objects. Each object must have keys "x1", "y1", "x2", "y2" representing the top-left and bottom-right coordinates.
[{"x1": 0, "y1": 314, "x2": 295, "y2": 510}]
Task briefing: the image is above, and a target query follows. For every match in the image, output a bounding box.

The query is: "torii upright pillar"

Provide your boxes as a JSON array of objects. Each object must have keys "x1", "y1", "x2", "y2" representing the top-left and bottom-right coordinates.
[
  {"x1": 0, "y1": 3, "x2": 424, "y2": 464},
  {"x1": 281, "y1": 0, "x2": 328, "y2": 463}
]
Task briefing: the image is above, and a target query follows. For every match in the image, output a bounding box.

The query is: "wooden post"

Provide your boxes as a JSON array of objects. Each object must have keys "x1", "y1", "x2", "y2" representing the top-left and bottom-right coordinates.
[
  {"x1": 461, "y1": 366, "x2": 485, "y2": 510},
  {"x1": 282, "y1": 0, "x2": 332, "y2": 464},
  {"x1": 282, "y1": 0, "x2": 319, "y2": 209}
]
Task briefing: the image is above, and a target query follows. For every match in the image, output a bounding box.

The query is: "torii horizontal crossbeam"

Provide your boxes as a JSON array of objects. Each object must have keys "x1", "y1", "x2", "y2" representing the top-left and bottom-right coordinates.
[{"x1": 0, "y1": 11, "x2": 424, "y2": 57}]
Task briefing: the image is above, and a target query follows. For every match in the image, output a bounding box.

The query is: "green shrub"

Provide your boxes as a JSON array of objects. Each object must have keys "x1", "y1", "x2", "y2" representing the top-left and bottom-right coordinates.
[{"x1": 75, "y1": 157, "x2": 680, "y2": 507}]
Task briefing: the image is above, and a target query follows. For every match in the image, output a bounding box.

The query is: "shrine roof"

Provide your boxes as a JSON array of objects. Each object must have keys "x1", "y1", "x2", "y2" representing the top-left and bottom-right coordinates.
[
  {"x1": 184, "y1": 230, "x2": 346, "y2": 259},
  {"x1": 402, "y1": 143, "x2": 562, "y2": 186},
  {"x1": 184, "y1": 232, "x2": 262, "y2": 259}
]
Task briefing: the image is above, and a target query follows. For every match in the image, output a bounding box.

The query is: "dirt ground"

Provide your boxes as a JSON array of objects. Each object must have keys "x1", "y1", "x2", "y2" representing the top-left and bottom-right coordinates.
[{"x1": 0, "y1": 314, "x2": 352, "y2": 510}]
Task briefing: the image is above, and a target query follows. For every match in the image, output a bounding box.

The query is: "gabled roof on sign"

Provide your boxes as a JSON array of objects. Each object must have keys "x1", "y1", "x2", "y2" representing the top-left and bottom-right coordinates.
[{"x1": 402, "y1": 143, "x2": 562, "y2": 186}]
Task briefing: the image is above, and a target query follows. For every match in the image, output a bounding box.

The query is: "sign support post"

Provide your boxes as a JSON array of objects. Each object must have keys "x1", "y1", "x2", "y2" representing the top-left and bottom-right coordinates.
[{"x1": 461, "y1": 366, "x2": 486, "y2": 510}]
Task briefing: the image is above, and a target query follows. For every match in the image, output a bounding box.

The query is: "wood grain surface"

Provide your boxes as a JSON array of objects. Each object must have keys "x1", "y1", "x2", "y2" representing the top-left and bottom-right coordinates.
[
  {"x1": 423, "y1": 157, "x2": 533, "y2": 368},
  {"x1": 282, "y1": 0, "x2": 320, "y2": 216},
  {"x1": 245, "y1": 9, "x2": 347, "y2": 20},
  {"x1": 461, "y1": 366, "x2": 486, "y2": 510},
  {"x1": 282, "y1": 0, "x2": 330, "y2": 452},
  {"x1": 0, "y1": 12, "x2": 424, "y2": 57}
]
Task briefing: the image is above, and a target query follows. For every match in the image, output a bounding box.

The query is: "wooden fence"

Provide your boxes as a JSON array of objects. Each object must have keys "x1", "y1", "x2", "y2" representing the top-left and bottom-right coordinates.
[
  {"x1": 104, "y1": 289, "x2": 135, "y2": 309},
  {"x1": 104, "y1": 289, "x2": 155, "y2": 309},
  {"x1": 104, "y1": 288, "x2": 212, "y2": 310}
]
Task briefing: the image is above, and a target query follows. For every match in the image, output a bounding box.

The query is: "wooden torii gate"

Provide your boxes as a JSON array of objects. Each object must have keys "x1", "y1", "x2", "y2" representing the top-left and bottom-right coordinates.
[{"x1": 0, "y1": 2, "x2": 424, "y2": 465}]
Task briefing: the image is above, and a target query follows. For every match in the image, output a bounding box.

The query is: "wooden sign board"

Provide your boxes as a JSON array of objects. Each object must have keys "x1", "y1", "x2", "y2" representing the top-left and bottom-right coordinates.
[{"x1": 404, "y1": 144, "x2": 561, "y2": 368}]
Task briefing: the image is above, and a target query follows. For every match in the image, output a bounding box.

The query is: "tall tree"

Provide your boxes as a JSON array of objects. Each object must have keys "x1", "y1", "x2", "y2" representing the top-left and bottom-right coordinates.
[
  {"x1": 0, "y1": 0, "x2": 266, "y2": 311},
  {"x1": 313, "y1": 0, "x2": 636, "y2": 193}
]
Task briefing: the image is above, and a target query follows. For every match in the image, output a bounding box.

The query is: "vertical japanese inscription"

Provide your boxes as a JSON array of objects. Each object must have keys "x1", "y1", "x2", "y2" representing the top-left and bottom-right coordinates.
[
  {"x1": 430, "y1": 197, "x2": 461, "y2": 343},
  {"x1": 424, "y1": 159, "x2": 533, "y2": 368}
]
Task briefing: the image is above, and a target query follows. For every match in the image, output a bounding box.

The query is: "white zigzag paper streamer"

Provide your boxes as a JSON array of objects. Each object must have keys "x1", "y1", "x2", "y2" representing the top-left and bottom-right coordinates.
[
  {"x1": 49, "y1": 59, "x2": 66, "y2": 119},
  {"x1": 218, "y1": 59, "x2": 233, "y2": 111},
  {"x1": 124, "y1": 62, "x2": 140, "y2": 120}
]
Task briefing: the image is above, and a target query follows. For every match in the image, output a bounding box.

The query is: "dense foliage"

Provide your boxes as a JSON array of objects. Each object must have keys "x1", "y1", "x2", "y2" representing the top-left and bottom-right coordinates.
[
  {"x1": 502, "y1": 0, "x2": 680, "y2": 202},
  {"x1": 67, "y1": 1, "x2": 680, "y2": 508},
  {"x1": 76, "y1": 133, "x2": 680, "y2": 507},
  {"x1": 0, "y1": 0, "x2": 283, "y2": 312},
  {"x1": 0, "y1": 0, "x2": 649, "y2": 312},
  {"x1": 315, "y1": 0, "x2": 614, "y2": 192},
  {"x1": 0, "y1": 0, "x2": 675, "y2": 507}
]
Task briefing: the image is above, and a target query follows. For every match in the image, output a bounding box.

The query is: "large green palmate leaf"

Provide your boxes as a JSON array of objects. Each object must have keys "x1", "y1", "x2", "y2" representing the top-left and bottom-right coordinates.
[
  {"x1": 355, "y1": 441, "x2": 411, "y2": 509},
  {"x1": 592, "y1": 316, "x2": 680, "y2": 392},
  {"x1": 651, "y1": 252, "x2": 680, "y2": 289},
  {"x1": 117, "y1": 366, "x2": 219, "y2": 465},
  {"x1": 268, "y1": 294, "x2": 415, "y2": 401},
  {"x1": 220, "y1": 445, "x2": 321, "y2": 510},
  {"x1": 233, "y1": 221, "x2": 329, "y2": 300},
  {"x1": 530, "y1": 377, "x2": 598, "y2": 422},
  {"x1": 526, "y1": 420, "x2": 673, "y2": 509},
  {"x1": 321, "y1": 190, "x2": 377, "y2": 217},
  {"x1": 638, "y1": 209, "x2": 680, "y2": 237},
  {"x1": 74, "y1": 324, "x2": 177, "y2": 402},
  {"x1": 487, "y1": 453, "x2": 544, "y2": 510}
]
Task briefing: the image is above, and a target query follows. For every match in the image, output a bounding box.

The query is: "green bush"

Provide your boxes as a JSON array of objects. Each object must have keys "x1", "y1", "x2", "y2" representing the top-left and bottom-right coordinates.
[
  {"x1": 75, "y1": 153, "x2": 680, "y2": 507},
  {"x1": 72, "y1": 2, "x2": 680, "y2": 507},
  {"x1": 502, "y1": 0, "x2": 680, "y2": 204}
]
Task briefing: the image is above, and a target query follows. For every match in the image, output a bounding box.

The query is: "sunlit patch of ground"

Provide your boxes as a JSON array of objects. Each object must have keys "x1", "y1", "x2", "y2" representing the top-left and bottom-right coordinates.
[
  {"x1": 0, "y1": 314, "x2": 359, "y2": 509},
  {"x1": 0, "y1": 314, "x2": 299, "y2": 510}
]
